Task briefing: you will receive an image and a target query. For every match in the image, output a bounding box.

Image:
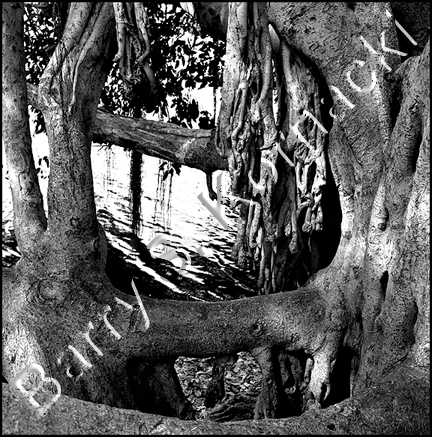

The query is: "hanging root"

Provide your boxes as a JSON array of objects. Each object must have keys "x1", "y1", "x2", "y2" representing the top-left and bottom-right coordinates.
[
  {"x1": 250, "y1": 4, "x2": 278, "y2": 150},
  {"x1": 113, "y1": 3, "x2": 127, "y2": 63},
  {"x1": 112, "y1": 3, "x2": 157, "y2": 99},
  {"x1": 134, "y1": 2, "x2": 151, "y2": 64},
  {"x1": 216, "y1": 3, "x2": 328, "y2": 292},
  {"x1": 216, "y1": 2, "x2": 248, "y2": 158},
  {"x1": 249, "y1": 201, "x2": 262, "y2": 249}
]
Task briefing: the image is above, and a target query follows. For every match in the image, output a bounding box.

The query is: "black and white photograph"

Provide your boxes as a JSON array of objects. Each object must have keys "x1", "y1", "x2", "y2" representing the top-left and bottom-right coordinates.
[{"x1": 2, "y1": 2, "x2": 430, "y2": 434}]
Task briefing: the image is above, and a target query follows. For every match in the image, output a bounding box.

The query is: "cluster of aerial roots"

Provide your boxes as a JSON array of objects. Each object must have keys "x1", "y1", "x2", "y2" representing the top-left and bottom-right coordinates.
[
  {"x1": 216, "y1": 2, "x2": 329, "y2": 293},
  {"x1": 112, "y1": 2, "x2": 157, "y2": 99}
]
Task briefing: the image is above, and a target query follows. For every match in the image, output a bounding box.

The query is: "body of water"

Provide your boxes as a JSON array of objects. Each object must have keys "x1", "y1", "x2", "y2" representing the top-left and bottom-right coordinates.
[{"x1": 2, "y1": 137, "x2": 257, "y2": 301}]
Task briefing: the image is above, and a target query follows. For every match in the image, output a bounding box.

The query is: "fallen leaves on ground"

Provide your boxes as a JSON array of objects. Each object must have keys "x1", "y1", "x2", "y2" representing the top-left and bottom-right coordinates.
[{"x1": 175, "y1": 351, "x2": 261, "y2": 421}]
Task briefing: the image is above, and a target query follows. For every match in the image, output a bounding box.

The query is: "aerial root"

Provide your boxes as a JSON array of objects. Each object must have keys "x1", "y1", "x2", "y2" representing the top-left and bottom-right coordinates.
[
  {"x1": 217, "y1": 4, "x2": 329, "y2": 292},
  {"x1": 113, "y1": 3, "x2": 127, "y2": 63},
  {"x1": 112, "y1": 3, "x2": 157, "y2": 96}
]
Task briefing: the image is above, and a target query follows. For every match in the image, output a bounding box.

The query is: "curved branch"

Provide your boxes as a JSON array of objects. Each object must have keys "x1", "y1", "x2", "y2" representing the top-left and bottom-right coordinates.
[{"x1": 134, "y1": 2, "x2": 151, "y2": 64}]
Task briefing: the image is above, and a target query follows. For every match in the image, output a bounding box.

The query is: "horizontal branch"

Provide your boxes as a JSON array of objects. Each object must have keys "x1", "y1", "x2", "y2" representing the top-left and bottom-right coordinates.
[
  {"x1": 27, "y1": 83, "x2": 228, "y2": 174},
  {"x1": 122, "y1": 287, "x2": 327, "y2": 359}
]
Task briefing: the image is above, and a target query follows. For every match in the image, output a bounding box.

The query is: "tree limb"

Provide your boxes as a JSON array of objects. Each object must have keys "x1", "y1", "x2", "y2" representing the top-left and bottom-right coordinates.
[{"x1": 27, "y1": 83, "x2": 228, "y2": 174}]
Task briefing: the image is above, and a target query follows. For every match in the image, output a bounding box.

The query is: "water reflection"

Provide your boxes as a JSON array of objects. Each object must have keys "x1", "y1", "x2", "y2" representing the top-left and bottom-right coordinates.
[
  {"x1": 129, "y1": 150, "x2": 143, "y2": 236},
  {"x1": 92, "y1": 145, "x2": 256, "y2": 301},
  {"x1": 2, "y1": 142, "x2": 257, "y2": 300},
  {"x1": 154, "y1": 160, "x2": 174, "y2": 234}
]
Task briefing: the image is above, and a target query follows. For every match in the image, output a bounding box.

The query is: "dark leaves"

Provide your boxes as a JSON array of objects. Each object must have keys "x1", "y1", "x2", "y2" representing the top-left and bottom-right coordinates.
[{"x1": 24, "y1": 3, "x2": 225, "y2": 129}]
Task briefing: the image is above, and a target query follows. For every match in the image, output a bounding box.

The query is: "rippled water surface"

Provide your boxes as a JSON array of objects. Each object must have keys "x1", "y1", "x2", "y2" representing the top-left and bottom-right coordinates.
[{"x1": 2, "y1": 140, "x2": 256, "y2": 300}]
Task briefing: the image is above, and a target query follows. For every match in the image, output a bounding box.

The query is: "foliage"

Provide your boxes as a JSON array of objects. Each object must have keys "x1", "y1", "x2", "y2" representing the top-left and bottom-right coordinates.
[
  {"x1": 145, "y1": 3, "x2": 224, "y2": 127},
  {"x1": 175, "y1": 352, "x2": 261, "y2": 421},
  {"x1": 23, "y1": 3, "x2": 225, "y2": 131},
  {"x1": 23, "y1": 3, "x2": 224, "y2": 182},
  {"x1": 101, "y1": 3, "x2": 225, "y2": 128},
  {"x1": 23, "y1": 3, "x2": 59, "y2": 85},
  {"x1": 35, "y1": 156, "x2": 50, "y2": 179},
  {"x1": 23, "y1": 3, "x2": 59, "y2": 134}
]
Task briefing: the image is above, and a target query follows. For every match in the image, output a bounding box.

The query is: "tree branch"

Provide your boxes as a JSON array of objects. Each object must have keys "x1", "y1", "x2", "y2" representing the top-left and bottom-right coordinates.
[{"x1": 27, "y1": 83, "x2": 228, "y2": 174}]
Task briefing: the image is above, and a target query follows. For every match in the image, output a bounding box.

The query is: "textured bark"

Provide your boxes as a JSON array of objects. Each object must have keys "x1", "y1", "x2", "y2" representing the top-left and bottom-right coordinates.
[
  {"x1": 2, "y1": 2, "x2": 47, "y2": 256},
  {"x1": 197, "y1": 0, "x2": 429, "y2": 423},
  {"x1": 265, "y1": 0, "x2": 430, "y2": 400},
  {"x1": 15, "y1": 4, "x2": 113, "y2": 290},
  {"x1": 2, "y1": 259, "x2": 338, "y2": 419}
]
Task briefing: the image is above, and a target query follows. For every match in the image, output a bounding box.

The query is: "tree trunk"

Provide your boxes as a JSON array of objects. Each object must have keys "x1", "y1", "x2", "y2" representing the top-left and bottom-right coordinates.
[
  {"x1": 2, "y1": 2, "x2": 47, "y2": 255},
  {"x1": 265, "y1": 0, "x2": 430, "y2": 393},
  {"x1": 2, "y1": 2, "x2": 430, "y2": 434}
]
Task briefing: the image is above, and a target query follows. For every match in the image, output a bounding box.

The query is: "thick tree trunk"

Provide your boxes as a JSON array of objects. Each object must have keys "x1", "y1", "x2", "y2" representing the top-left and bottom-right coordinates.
[
  {"x1": 193, "y1": 0, "x2": 430, "y2": 425},
  {"x1": 266, "y1": 0, "x2": 430, "y2": 391},
  {"x1": 2, "y1": 0, "x2": 156, "y2": 415}
]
